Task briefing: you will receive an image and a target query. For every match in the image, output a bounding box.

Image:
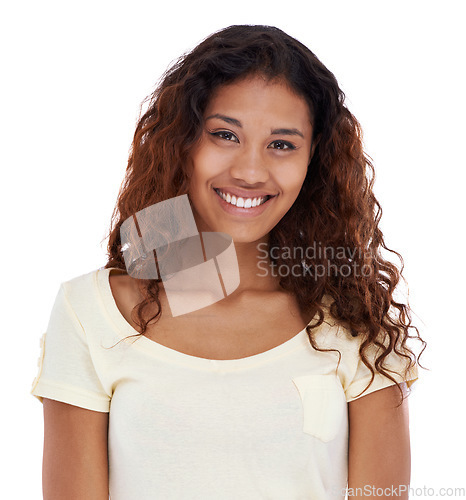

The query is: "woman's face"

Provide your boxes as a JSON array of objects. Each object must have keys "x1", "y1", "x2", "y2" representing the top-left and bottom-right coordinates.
[{"x1": 188, "y1": 74, "x2": 314, "y2": 243}]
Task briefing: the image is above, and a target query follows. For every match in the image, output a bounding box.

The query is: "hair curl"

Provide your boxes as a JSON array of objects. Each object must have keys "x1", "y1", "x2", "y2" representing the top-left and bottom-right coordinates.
[{"x1": 103, "y1": 24, "x2": 427, "y2": 406}]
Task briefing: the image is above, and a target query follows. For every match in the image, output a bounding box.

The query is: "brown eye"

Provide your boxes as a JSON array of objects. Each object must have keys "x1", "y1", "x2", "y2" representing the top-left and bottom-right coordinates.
[
  {"x1": 269, "y1": 140, "x2": 296, "y2": 150},
  {"x1": 211, "y1": 131, "x2": 239, "y2": 143}
]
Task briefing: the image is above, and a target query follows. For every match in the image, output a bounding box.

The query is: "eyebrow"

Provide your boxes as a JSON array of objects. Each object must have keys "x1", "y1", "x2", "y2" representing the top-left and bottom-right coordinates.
[
  {"x1": 270, "y1": 127, "x2": 304, "y2": 139},
  {"x1": 206, "y1": 113, "x2": 242, "y2": 128},
  {"x1": 205, "y1": 113, "x2": 305, "y2": 139}
]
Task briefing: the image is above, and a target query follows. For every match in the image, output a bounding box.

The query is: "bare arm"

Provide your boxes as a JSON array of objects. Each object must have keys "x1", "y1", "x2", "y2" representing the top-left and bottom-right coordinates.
[
  {"x1": 348, "y1": 383, "x2": 411, "y2": 500},
  {"x1": 42, "y1": 398, "x2": 109, "y2": 500}
]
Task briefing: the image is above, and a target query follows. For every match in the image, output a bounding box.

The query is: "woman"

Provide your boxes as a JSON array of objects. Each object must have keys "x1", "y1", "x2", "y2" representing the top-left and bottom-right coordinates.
[{"x1": 31, "y1": 25, "x2": 426, "y2": 499}]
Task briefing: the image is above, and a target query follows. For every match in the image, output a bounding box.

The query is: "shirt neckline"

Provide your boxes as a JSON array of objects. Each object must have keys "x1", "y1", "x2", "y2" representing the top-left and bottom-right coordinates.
[{"x1": 96, "y1": 267, "x2": 315, "y2": 370}]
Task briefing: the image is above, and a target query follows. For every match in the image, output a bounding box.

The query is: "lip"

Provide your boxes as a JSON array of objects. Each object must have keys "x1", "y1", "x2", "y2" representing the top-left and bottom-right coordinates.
[
  {"x1": 213, "y1": 186, "x2": 278, "y2": 198},
  {"x1": 212, "y1": 187, "x2": 276, "y2": 217}
]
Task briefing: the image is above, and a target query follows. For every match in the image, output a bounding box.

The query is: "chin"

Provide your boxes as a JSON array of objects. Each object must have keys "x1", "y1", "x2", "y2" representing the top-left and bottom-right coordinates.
[
  {"x1": 192, "y1": 204, "x2": 275, "y2": 244},
  {"x1": 229, "y1": 234, "x2": 264, "y2": 244},
  {"x1": 221, "y1": 227, "x2": 270, "y2": 244}
]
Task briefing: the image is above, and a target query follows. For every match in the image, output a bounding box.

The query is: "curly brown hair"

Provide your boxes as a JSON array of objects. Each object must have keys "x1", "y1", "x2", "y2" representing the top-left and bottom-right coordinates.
[{"x1": 103, "y1": 24, "x2": 426, "y2": 406}]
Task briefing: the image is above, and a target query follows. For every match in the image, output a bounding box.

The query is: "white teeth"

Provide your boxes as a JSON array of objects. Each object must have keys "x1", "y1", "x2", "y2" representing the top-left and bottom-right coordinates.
[{"x1": 215, "y1": 189, "x2": 268, "y2": 208}]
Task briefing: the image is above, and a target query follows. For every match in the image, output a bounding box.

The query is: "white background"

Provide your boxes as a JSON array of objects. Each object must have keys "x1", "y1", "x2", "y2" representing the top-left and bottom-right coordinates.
[{"x1": 2, "y1": 0, "x2": 465, "y2": 497}]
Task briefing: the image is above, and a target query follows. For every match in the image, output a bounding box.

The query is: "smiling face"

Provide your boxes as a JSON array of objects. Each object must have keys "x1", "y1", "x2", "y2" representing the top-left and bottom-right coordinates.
[{"x1": 187, "y1": 74, "x2": 315, "y2": 243}]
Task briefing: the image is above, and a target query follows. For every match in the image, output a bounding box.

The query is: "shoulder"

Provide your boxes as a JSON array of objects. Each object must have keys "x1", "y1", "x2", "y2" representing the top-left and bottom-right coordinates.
[
  {"x1": 60, "y1": 266, "x2": 128, "y2": 296},
  {"x1": 61, "y1": 267, "x2": 102, "y2": 292},
  {"x1": 55, "y1": 267, "x2": 118, "y2": 317},
  {"x1": 316, "y1": 297, "x2": 414, "y2": 369},
  {"x1": 311, "y1": 294, "x2": 363, "y2": 351}
]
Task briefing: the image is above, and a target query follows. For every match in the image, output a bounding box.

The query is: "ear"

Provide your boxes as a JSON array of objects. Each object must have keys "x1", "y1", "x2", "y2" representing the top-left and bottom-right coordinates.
[{"x1": 308, "y1": 134, "x2": 321, "y2": 163}]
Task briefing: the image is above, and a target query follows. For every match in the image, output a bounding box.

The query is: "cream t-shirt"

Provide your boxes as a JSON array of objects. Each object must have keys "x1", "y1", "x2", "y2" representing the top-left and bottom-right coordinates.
[{"x1": 30, "y1": 267, "x2": 418, "y2": 499}]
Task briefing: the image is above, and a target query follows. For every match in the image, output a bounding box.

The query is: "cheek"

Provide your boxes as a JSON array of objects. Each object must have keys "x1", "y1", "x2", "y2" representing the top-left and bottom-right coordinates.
[
  {"x1": 277, "y1": 165, "x2": 308, "y2": 197},
  {"x1": 189, "y1": 147, "x2": 228, "y2": 188}
]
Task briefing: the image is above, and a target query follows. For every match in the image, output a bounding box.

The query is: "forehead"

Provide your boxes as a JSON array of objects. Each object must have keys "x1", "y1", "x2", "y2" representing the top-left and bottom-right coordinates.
[{"x1": 204, "y1": 75, "x2": 313, "y2": 129}]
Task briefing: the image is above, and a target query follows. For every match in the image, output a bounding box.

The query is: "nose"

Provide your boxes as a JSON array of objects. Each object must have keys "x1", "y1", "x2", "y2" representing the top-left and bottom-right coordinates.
[{"x1": 229, "y1": 145, "x2": 270, "y2": 185}]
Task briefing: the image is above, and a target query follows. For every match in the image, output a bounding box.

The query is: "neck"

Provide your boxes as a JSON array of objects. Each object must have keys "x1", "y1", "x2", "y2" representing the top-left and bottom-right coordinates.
[{"x1": 229, "y1": 235, "x2": 280, "y2": 294}]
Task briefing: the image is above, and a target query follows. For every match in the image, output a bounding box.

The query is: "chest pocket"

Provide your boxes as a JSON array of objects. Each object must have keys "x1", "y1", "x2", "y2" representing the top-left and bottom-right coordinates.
[{"x1": 292, "y1": 373, "x2": 347, "y2": 442}]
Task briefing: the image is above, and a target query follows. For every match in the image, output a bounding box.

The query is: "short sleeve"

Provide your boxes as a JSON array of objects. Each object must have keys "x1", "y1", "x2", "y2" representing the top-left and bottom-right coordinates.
[
  {"x1": 344, "y1": 333, "x2": 419, "y2": 403},
  {"x1": 30, "y1": 283, "x2": 111, "y2": 412}
]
